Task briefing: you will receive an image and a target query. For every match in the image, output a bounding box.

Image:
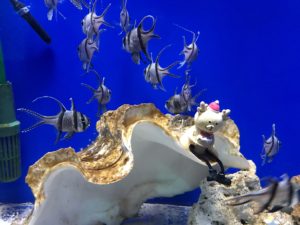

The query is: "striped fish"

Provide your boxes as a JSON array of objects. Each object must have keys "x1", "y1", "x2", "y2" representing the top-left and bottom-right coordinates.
[
  {"x1": 174, "y1": 24, "x2": 200, "y2": 69},
  {"x1": 81, "y1": 1, "x2": 112, "y2": 40},
  {"x1": 165, "y1": 74, "x2": 206, "y2": 114},
  {"x1": 261, "y1": 124, "x2": 282, "y2": 166},
  {"x1": 81, "y1": 70, "x2": 111, "y2": 116},
  {"x1": 18, "y1": 96, "x2": 90, "y2": 144},
  {"x1": 143, "y1": 45, "x2": 180, "y2": 91},
  {"x1": 165, "y1": 90, "x2": 188, "y2": 114},
  {"x1": 122, "y1": 15, "x2": 160, "y2": 64},
  {"x1": 78, "y1": 37, "x2": 99, "y2": 71},
  {"x1": 227, "y1": 174, "x2": 300, "y2": 214},
  {"x1": 119, "y1": 0, "x2": 130, "y2": 34},
  {"x1": 44, "y1": 0, "x2": 88, "y2": 21}
]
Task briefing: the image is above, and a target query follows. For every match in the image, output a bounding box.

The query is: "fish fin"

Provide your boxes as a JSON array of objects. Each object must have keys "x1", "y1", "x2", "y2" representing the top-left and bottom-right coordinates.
[
  {"x1": 57, "y1": 10, "x2": 66, "y2": 20},
  {"x1": 33, "y1": 96, "x2": 67, "y2": 112},
  {"x1": 103, "y1": 21, "x2": 114, "y2": 28},
  {"x1": 272, "y1": 123, "x2": 276, "y2": 136},
  {"x1": 47, "y1": 9, "x2": 54, "y2": 21},
  {"x1": 150, "y1": 34, "x2": 160, "y2": 39},
  {"x1": 63, "y1": 132, "x2": 75, "y2": 140},
  {"x1": 99, "y1": 3, "x2": 112, "y2": 17},
  {"x1": 139, "y1": 52, "x2": 148, "y2": 64},
  {"x1": 69, "y1": 0, "x2": 83, "y2": 10},
  {"x1": 162, "y1": 60, "x2": 180, "y2": 71},
  {"x1": 165, "y1": 73, "x2": 180, "y2": 78},
  {"x1": 155, "y1": 44, "x2": 171, "y2": 65},
  {"x1": 131, "y1": 52, "x2": 140, "y2": 64},
  {"x1": 69, "y1": 98, "x2": 76, "y2": 111},
  {"x1": 87, "y1": 96, "x2": 95, "y2": 104},
  {"x1": 21, "y1": 121, "x2": 45, "y2": 133},
  {"x1": 173, "y1": 23, "x2": 196, "y2": 37},
  {"x1": 101, "y1": 105, "x2": 107, "y2": 113},
  {"x1": 177, "y1": 60, "x2": 186, "y2": 69},
  {"x1": 261, "y1": 155, "x2": 267, "y2": 166},
  {"x1": 55, "y1": 131, "x2": 63, "y2": 144},
  {"x1": 90, "y1": 69, "x2": 102, "y2": 83},
  {"x1": 96, "y1": 104, "x2": 102, "y2": 117},
  {"x1": 192, "y1": 89, "x2": 207, "y2": 102},
  {"x1": 81, "y1": 83, "x2": 97, "y2": 92},
  {"x1": 80, "y1": 0, "x2": 89, "y2": 9},
  {"x1": 158, "y1": 82, "x2": 167, "y2": 92}
]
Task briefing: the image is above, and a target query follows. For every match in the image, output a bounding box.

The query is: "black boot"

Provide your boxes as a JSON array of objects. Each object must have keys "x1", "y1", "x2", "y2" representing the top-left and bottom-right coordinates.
[
  {"x1": 207, "y1": 170, "x2": 232, "y2": 186},
  {"x1": 207, "y1": 169, "x2": 218, "y2": 182},
  {"x1": 215, "y1": 173, "x2": 232, "y2": 186}
]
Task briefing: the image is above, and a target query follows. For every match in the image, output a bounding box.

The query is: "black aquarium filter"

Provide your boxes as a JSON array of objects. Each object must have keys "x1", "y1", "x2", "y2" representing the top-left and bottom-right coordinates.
[{"x1": 0, "y1": 44, "x2": 21, "y2": 182}]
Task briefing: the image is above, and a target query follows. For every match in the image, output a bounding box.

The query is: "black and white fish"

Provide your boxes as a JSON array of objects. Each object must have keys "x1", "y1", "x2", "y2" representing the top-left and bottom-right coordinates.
[
  {"x1": 175, "y1": 24, "x2": 200, "y2": 69},
  {"x1": 181, "y1": 73, "x2": 205, "y2": 111},
  {"x1": 261, "y1": 124, "x2": 281, "y2": 166},
  {"x1": 165, "y1": 88, "x2": 188, "y2": 114},
  {"x1": 81, "y1": 1, "x2": 112, "y2": 40},
  {"x1": 44, "y1": 0, "x2": 88, "y2": 21},
  {"x1": 144, "y1": 45, "x2": 180, "y2": 91},
  {"x1": 227, "y1": 174, "x2": 300, "y2": 214},
  {"x1": 81, "y1": 70, "x2": 111, "y2": 116},
  {"x1": 18, "y1": 96, "x2": 90, "y2": 143},
  {"x1": 78, "y1": 37, "x2": 99, "y2": 71},
  {"x1": 165, "y1": 73, "x2": 205, "y2": 114},
  {"x1": 119, "y1": 0, "x2": 130, "y2": 34},
  {"x1": 122, "y1": 15, "x2": 160, "y2": 64}
]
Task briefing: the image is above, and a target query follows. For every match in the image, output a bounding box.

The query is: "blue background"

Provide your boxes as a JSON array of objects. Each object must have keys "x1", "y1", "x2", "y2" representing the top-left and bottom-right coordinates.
[{"x1": 0, "y1": 0, "x2": 299, "y2": 205}]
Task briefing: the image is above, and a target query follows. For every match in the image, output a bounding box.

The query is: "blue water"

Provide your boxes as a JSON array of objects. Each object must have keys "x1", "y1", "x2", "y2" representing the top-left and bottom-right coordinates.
[{"x1": 0, "y1": 0, "x2": 299, "y2": 205}]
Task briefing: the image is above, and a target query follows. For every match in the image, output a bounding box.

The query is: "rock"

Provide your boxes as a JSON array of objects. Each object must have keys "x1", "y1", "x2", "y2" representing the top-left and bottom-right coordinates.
[{"x1": 188, "y1": 161, "x2": 294, "y2": 225}]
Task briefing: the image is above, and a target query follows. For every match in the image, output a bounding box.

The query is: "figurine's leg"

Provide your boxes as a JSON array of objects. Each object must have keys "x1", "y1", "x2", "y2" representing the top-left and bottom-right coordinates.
[
  {"x1": 203, "y1": 150, "x2": 231, "y2": 186},
  {"x1": 189, "y1": 144, "x2": 213, "y2": 168},
  {"x1": 190, "y1": 145, "x2": 231, "y2": 186},
  {"x1": 204, "y1": 150, "x2": 225, "y2": 174},
  {"x1": 189, "y1": 144, "x2": 218, "y2": 180}
]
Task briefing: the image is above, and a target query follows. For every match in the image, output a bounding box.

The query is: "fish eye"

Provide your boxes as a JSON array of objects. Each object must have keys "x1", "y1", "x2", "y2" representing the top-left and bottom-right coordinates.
[
  {"x1": 215, "y1": 123, "x2": 218, "y2": 125},
  {"x1": 208, "y1": 121, "x2": 211, "y2": 123}
]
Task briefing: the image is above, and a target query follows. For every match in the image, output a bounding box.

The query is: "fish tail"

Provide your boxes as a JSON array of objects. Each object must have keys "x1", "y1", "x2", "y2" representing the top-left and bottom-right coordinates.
[
  {"x1": 165, "y1": 73, "x2": 180, "y2": 78},
  {"x1": 163, "y1": 60, "x2": 180, "y2": 71},
  {"x1": 17, "y1": 108, "x2": 47, "y2": 120},
  {"x1": 81, "y1": 83, "x2": 97, "y2": 92},
  {"x1": 21, "y1": 121, "x2": 46, "y2": 133},
  {"x1": 226, "y1": 195, "x2": 253, "y2": 206}
]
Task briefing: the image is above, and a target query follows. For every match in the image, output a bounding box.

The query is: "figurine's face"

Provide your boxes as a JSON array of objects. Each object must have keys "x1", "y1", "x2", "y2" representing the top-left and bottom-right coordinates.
[{"x1": 194, "y1": 110, "x2": 224, "y2": 134}]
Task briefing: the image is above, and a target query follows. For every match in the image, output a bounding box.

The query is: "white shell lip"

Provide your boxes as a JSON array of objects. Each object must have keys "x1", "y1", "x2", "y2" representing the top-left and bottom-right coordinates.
[{"x1": 24, "y1": 103, "x2": 249, "y2": 225}]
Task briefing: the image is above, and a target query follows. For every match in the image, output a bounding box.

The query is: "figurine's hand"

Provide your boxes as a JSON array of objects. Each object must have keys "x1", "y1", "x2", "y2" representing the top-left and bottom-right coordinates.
[{"x1": 197, "y1": 101, "x2": 208, "y2": 114}]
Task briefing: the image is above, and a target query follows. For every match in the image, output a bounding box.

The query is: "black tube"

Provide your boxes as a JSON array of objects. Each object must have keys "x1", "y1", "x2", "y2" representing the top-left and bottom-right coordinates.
[{"x1": 10, "y1": 0, "x2": 51, "y2": 44}]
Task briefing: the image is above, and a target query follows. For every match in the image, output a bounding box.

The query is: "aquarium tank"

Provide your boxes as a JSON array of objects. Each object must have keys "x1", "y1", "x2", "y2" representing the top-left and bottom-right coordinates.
[{"x1": 0, "y1": 0, "x2": 300, "y2": 224}]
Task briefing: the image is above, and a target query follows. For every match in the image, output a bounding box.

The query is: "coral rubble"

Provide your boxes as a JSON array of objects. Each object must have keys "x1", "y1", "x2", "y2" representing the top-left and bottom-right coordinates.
[{"x1": 188, "y1": 161, "x2": 295, "y2": 225}]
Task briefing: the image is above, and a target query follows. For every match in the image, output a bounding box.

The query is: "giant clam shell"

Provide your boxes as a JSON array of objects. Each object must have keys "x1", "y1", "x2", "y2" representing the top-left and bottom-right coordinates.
[{"x1": 23, "y1": 104, "x2": 249, "y2": 225}]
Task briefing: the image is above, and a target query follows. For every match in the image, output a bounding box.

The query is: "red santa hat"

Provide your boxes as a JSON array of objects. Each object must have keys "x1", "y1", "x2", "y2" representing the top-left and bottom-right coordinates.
[{"x1": 208, "y1": 100, "x2": 220, "y2": 112}]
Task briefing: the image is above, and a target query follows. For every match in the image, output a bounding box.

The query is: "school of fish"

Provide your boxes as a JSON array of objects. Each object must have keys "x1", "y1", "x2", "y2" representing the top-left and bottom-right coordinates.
[{"x1": 16, "y1": 0, "x2": 298, "y2": 216}]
